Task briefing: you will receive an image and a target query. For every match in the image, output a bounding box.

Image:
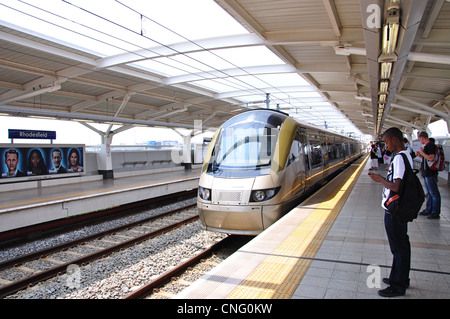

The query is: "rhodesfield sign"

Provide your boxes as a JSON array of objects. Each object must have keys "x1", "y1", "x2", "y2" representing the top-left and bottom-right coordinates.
[{"x1": 8, "y1": 129, "x2": 57, "y2": 140}]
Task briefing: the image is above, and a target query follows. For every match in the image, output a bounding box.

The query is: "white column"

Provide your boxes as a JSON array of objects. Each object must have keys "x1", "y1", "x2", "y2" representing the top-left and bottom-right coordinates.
[
  {"x1": 97, "y1": 132, "x2": 114, "y2": 179},
  {"x1": 182, "y1": 134, "x2": 192, "y2": 169},
  {"x1": 171, "y1": 129, "x2": 193, "y2": 170}
]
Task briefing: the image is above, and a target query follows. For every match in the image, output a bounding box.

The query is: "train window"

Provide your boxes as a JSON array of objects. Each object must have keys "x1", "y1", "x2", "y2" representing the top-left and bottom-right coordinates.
[
  {"x1": 287, "y1": 128, "x2": 307, "y2": 168},
  {"x1": 326, "y1": 135, "x2": 337, "y2": 161},
  {"x1": 287, "y1": 140, "x2": 300, "y2": 167},
  {"x1": 341, "y1": 142, "x2": 348, "y2": 158},
  {"x1": 304, "y1": 144, "x2": 310, "y2": 171},
  {"x1": 207, "y1": 124, "x2": 279, "y2": 176},
  {"x1": 287, "y1": 132, "x2": 301, "y2": 167},
  {"x1": 298, "y1": 128, "x2": 307, "y2": 144},
  {"x1": 331, "y1": 137, "x2": 342, "y2": 159},
  {"x1": 308, "y1": 135, "x2": 323, "y2": 169},
  {"x1": 297, "y1": 128, "x2": 309, "y2": 171}
]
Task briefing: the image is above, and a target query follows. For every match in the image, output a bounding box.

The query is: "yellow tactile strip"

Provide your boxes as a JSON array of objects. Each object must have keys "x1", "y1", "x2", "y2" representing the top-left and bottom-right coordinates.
[{"x1": 227, "y1": 157, "x2": 368, "y2": 299}]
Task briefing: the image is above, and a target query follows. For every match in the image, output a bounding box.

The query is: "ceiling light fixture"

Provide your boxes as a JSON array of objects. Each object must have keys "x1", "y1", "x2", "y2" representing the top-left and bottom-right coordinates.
[
  {"x1": 380, "y1": 62, "x2": 392, "y2": 79},
  {"x1": 379, "y1": 80, "x2": 389, "y2": 94}
]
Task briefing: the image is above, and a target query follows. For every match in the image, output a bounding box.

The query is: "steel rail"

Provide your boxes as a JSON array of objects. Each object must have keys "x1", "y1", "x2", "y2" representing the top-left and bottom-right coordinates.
[
  {"x1": 123, "y1": 236, "x2": 232, "y2": 299},
  {"x1": 0, "y1": 203, "x2": 196, "y2": 271},
  {"x1": 0, "y1": 214, "x2": 198, "y2": 299}
]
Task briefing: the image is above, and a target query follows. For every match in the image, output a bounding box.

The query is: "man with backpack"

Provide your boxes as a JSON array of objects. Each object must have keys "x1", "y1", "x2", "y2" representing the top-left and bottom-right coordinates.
[
  {"x1": 416, "y1": 131, "x2": 441, "y2": 220},
  {"x1": 368, "y1": 127, "x2": 418, "y2": 297}
]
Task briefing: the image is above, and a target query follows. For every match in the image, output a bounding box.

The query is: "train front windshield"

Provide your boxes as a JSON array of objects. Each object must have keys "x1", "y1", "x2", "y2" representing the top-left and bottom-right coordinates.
[{"x1": 207, "y1": 112, "x2": 282, "y2": 177}]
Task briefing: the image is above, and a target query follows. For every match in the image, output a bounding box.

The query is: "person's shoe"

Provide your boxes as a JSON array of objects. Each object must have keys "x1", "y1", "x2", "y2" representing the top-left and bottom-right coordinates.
[
  {"x1": 383, "y1": 278, "x2": 409, "y2": 288},
  {"x1": 378, "y1": 286, "x2": 405, "y2": 297},
  {"x1": 419, "y1": 210, "x2": 431, "y2": 216},
  {"x1": 427, "y1": 214, "x2": 440, "y2": 219}
]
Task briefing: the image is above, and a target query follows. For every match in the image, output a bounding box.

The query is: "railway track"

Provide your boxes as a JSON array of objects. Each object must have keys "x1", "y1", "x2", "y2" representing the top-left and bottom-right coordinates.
[
  {"x1": 0, "y1": 203, "x2": 202, "y2": 298},
  {"x1": 0, "y1": 190, "x2": 198, "y2": 248},
  {"x1": 131, "y1": 235, "x2": 251, "y2": 299},
  {"x1": 123, "y1": 236, "x2": 230, "y2": 299}
]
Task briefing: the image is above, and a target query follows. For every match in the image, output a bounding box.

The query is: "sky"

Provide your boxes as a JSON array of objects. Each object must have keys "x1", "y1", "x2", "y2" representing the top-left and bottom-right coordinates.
[
  {"x1": 0, "y1": 115, "x2": 213, "y2": 145},
  {"x1": 0, "y1": 115, "x2": 448, "y2": 146}
]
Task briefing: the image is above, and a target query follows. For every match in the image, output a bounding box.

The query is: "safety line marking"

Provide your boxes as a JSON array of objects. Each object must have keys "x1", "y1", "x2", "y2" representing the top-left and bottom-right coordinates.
[{"x1": 227, "y1": 156, "x2": 368, "y2": 299}]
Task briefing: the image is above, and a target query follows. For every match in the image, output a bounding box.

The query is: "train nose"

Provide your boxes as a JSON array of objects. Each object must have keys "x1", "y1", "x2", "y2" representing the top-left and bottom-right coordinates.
[
  {"x1": 197, "y1": 177, "x2": 265, "y2": 234},
  {"x1": 211, "y1": 177, "x2": 255, "y2": 205}
]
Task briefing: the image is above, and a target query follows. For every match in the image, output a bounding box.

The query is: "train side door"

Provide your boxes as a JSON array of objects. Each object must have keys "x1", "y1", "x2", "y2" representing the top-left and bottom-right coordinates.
[
  {"x1": 286, "y1": 128, "x2": 307, "y2": 197},
  {"x1": 320, "y1": 132, "x2": 329, "y2": 171}
]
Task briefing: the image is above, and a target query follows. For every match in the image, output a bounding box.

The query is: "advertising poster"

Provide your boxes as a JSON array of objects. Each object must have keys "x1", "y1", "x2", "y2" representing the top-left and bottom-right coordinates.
[{"x1": 0, "y1": 144, "x2": 85, "y2": 182}]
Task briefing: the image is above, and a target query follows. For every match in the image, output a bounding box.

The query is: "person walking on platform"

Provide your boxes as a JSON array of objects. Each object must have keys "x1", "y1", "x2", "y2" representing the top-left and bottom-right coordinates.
[
  {"x1": 416, "y1": 131, "x2": 441, "y2": 219},
  {"x1": 368, "y1": 128, "x2": 412, "y2": 297}
]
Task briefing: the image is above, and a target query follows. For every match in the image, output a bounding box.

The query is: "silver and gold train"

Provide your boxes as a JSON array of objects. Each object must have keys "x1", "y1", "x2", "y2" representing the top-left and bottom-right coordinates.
[{"x1": 197, "y1": 109, "x2": 364, "y2": 235}]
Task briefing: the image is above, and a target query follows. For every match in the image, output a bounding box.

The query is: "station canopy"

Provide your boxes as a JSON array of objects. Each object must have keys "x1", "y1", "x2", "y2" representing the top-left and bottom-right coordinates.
[{"x1": 0, "y1": 0, "x2": 449, "y2": 138}]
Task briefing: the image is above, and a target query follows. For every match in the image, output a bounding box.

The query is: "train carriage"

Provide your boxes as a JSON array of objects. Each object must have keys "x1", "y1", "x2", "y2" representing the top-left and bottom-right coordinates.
[{"x1": 198, "y1": 109, "x2": 363, "y2": 235}]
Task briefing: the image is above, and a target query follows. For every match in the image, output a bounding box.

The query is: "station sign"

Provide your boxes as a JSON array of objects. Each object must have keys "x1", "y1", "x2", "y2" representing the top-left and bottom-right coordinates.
[{"x1": 8, "y1": 129, "x2": 56, "y2": 140}]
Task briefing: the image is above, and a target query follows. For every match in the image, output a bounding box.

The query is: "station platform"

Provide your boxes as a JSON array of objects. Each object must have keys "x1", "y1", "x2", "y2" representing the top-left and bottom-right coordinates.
[
  {"x1": 177, "y1": 156, "x2": 450, "y2": 299},
  {"x1": 0, "y1": 166, "x2": 201, "y2": 234}
]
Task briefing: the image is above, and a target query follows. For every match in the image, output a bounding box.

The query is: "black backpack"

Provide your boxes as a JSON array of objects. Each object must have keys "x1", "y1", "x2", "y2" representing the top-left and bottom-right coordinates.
[{"x1": 384, "y1": 153, "x2": 425, "y2": 223}]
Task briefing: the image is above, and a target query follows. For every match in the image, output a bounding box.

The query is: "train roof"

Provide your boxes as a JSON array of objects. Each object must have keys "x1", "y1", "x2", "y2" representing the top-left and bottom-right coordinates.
[{"x1": 227, "y1": 109, "x2": 360, "y2": 142}]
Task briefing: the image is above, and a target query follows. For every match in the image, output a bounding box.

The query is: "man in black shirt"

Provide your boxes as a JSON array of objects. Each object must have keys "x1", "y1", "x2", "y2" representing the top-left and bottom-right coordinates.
[{"x1": 416, "y1": 132, "x2": 441, "y2": 219}]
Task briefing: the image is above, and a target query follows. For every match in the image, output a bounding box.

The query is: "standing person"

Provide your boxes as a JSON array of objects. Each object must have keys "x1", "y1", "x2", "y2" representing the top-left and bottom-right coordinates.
[
  {"x1": 383, "y1": 148, "x2": 392, "y2": 169},
  {"x1": 376, "y1": 143, "x2": 383, "y2": 167},
  {"x1": 369, "y1": 143, "x2": 378, "y2": 170},
  {"x1": 368, "y1": 127, "x2": 412, "y2": 297},
  {"x1": 416, "y1": 132, "x2": 441, "y2": 219},
  {"x1": 403, "y1": 138, "x2": 415, "y2": 159}
]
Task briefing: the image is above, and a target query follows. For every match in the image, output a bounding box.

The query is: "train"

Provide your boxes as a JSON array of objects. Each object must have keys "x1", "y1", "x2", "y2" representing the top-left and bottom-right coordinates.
[{"x1": 197, "y1": 109, "x2": 364, "y2": 235}]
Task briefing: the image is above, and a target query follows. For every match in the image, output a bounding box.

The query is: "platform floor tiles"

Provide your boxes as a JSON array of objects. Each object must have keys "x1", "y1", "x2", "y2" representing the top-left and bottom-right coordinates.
[{"x1": 292, "y1": 163, "x2": 450, "y2": 299}]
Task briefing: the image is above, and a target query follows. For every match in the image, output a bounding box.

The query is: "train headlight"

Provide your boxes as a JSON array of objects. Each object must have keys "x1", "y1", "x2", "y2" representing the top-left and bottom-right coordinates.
[
  {"x1": 199, "y1": 186, "x2": 211, "y2": 201},
  {"x1": 250, "y1": 187, "x2": 280, "y2": 202},
  {"x1": 252, "y1": 190, "x2": 266, "y2": 201}
]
